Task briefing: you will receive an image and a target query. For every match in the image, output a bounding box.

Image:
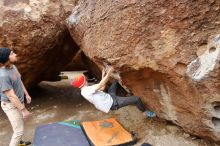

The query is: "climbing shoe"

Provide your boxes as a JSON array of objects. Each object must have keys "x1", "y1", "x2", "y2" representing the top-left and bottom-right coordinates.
[
  {"x1": 19, "y1": 140, "x2": 31, "y2": 146},
  {"x1": 145, "y1": 110, "x2": 156, "y2": 118}
]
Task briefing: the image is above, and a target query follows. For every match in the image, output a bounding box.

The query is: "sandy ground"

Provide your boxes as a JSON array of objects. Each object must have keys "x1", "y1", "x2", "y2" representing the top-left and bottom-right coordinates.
[{"x1": 0, "y1": 72, "x2": 219, "y2": 146}]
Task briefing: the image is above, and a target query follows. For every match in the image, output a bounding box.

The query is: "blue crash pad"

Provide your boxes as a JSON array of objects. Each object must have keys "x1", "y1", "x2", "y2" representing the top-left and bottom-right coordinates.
[{"x1": 33, "y1": 121, "x2": 90, "y2": 146}]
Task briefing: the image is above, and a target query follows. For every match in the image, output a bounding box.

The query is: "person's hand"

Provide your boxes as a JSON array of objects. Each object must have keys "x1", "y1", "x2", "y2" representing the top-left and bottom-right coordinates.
[
  {"x1": 21, "y1": 108, "x2": 30, "y2": 119},
  {"x1": 26, "y1": 95, "x2": 31, "y2": 104}
]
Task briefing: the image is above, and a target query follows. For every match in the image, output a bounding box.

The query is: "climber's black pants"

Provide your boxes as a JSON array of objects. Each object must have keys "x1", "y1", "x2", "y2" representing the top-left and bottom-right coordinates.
[{"x1": 109, "y1": 81, "x2": 146, "y2": 112}]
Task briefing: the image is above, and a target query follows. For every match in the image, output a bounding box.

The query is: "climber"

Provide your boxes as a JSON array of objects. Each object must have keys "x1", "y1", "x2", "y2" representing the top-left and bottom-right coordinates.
[{"x1": 70, "y1": 65, "x2": 147, "y2": 113}]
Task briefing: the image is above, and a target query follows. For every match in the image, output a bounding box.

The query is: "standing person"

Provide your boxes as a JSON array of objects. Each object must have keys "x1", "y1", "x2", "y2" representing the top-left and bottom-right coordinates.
[
  {"x1": 0, "y1": 48, "x2": 31, "y2": 146},
  {"x1": 71, "y1": 66, "x2": 146, "y2": 113}
]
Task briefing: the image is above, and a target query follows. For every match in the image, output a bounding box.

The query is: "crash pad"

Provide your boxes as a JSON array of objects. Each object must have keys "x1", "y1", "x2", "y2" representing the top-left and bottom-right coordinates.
[
  {"x1": 81, "y1": 118, "x2": 136, "y2": 146},
  {"x1": 33, "y1": 120, "x2": 90, "y2": 146}
]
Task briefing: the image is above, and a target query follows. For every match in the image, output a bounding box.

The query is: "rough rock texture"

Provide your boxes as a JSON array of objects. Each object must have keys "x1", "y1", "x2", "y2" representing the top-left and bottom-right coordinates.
[
  {"x1": 64, "y1": 50, "x2": 86, "y2": 71},
  {"x1": 64, "y1": 50, "x2": 87, "y2": 71},
  {"x1": 66, "y1": 0, "x2": 220, "y2": 142},
  {"x1": 0, "y1": 0, "x2": 79, "y2": 87},
  {"x1": 60, "y1": 0, "x2": 79, "y2": 16},
  {"x1": 81, "y1": 52, "x2": 102, "y2": 80}
]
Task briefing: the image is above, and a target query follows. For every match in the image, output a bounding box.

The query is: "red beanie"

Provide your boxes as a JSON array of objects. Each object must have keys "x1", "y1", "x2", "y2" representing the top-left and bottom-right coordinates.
[{"x1": 71, "y1": 74, "x2": 86, "y2": 88}]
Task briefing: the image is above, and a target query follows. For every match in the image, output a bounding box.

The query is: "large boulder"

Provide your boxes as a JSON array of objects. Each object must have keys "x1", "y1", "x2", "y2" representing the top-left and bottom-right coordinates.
[
  {"x1": 66, "y1": 0, "x2": 220, "y2": 142},
  {"x1": 0, "y1": 0, "x2": 79, "y2": 87}
]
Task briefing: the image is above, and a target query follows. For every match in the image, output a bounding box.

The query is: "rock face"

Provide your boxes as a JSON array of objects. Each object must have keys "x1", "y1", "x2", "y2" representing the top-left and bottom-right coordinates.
[
  {"x1": 0, "y1": 0, "x2": 79, "y2": 87},
  {"x1": 66, "y1": 0, "x2": 220, "y2": 142},
  {"x1": 64, "y1": 50, "x2": 86, "y2": 71}
]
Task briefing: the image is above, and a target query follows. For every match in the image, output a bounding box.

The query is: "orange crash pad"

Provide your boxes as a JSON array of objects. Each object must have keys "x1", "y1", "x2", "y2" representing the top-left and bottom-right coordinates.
[{"x1": 81, "y1": 118, "x2": 136, "y2": 146}]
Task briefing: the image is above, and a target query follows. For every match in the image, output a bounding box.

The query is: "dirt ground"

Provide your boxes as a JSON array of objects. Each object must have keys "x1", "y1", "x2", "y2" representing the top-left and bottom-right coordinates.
[{"x1": 0, "y1": 72, "x2": 219, "y2": 146}]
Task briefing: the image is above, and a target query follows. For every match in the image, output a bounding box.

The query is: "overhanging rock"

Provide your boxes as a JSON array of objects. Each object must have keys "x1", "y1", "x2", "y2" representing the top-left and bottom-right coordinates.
[{"x1": 66, "y1": 0, "x2": 220, "y2": 142}]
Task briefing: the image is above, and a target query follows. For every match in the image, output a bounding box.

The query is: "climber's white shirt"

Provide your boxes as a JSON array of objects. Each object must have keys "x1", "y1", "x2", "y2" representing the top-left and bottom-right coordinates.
[{"x1": 81, "y1": 85, "x2": 113, "y2": 113}]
